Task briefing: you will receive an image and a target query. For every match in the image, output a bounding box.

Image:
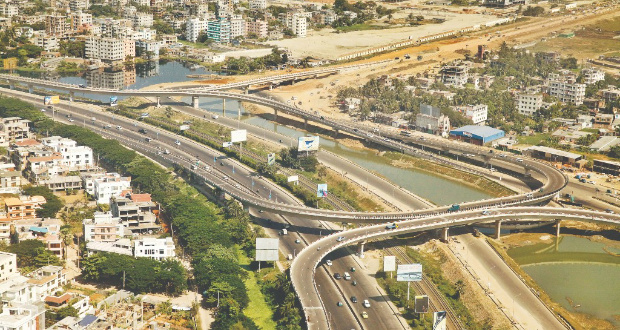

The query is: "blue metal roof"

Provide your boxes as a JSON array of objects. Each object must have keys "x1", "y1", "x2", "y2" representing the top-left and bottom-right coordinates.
[
  {"x1": 29, "y1": 227, "x2": 48, "y2": 233},
  {"x1": 78, "y1": 315, "x2": 98, "y2": 327},
  {"x1": 450, "y1": 125, "x2": 504, "y2": 138}
]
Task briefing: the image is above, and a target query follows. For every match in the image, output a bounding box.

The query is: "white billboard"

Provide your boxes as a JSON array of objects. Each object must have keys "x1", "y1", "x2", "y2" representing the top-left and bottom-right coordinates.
[
  {"x1": 180, "y1": 124, "x2": 190, "y2": 131},
  {"x1": 397, "y1": 264, "x2": 422, "y2": 282},
  {"x1": 255, "y1": 238, "x2": 279, "y2": 262},
  {"x1": 231, "y1": 129, "x2": 247, "y2": 143},
  {"x1": 384, "y1": 256, "x2": 396, "y2": 272},
  {"x1": 298, "y1": 136, "x2": 320, "y2": 152},
  {"x1": 433, "y1": 311, "x2": 447, "y2": 330},
  {"x1": 287, "y1": 175, "x2": 299, "y2": 182}
]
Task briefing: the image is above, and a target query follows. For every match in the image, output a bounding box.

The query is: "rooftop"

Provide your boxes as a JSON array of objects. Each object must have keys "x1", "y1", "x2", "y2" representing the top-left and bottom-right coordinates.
[
  {"x1": 450, "y1": 125, "x2": 504, "y2": 138},
  {"x1": 525, "y1": 146, "x2": 582, "y2": 160}
]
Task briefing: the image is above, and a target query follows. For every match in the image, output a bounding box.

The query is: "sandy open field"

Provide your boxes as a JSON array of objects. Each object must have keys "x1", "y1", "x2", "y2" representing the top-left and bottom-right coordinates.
[{"x1": 268, "y1": 12, "x2": 501, "y2": 59}]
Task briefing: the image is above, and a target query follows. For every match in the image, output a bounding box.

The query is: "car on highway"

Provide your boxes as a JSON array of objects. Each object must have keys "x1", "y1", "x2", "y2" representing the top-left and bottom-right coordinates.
[
  {"x1": 68, "y1": 118, "x2": 75, "y2": 122},
  {"x1": 385, "y1": 223, "x2": 398, "y2": 229},
  {"x1": 40, "y1": 108, "x2": 46, "y2": 112},
  {"x1": 175, "y1": 140, "x2": 181, "y2": 146},
  {"x1": 336, "y1": 236, "x2": 345, "y2": 242},
  {"x1": 499, "y1": 154, "x2": 507, "y2": 158},
  {"x1": 350, "y1": 296, "x2": 357, "y2": 303},
  {"x1": 517, "y1": 158, "x2": 524, "y2": 162},
  {"x1": 482, "y1": 210, "x2": 490, "y2": 215},
  {"x1": 352, "y1": 280, "x2": 357, "y2": 286},
  {"x1": 116, "y1": 125, "x2": 122, "y2": 130},
  {"x1": 325, "y1": 260, "x2": 332, "y2": 266},
  {"x1": 295, "y1": 239, "x2": 301, "y2": 244},
  {"x1": 605, "y1": 209, "x2": 614, "y2": 214},
  {"x1": 334, "y1": 273, "x2": 342, "y2": 280},
  {"x1": 361, "y1": 311, "x2": 368, "y2": 319},
  {"x1": 337, "y1": 301, "x2": 343, "y2": 307},
  {"x1": 363, "y1": 300, "x2": 371, "y2": 308},
  {"x1": 350, "y1": 267, "x2": 355, "y2": 272},
  {"x1": 145, "y1": 137, "x2": 152, "y2": 142},
  {"x1": 104, "y1": 124, "x2": 111, "y2": 129}
]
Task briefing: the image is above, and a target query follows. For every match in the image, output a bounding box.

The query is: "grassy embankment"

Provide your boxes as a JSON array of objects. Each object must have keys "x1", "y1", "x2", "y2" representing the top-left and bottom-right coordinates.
[{"x1": 383, "y1": 152, "x2": 514, "y2": 198}]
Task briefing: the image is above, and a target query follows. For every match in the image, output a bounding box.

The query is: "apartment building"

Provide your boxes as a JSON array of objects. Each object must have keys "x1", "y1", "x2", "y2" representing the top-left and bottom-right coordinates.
[
  {"x1": 186, "y1": 18, "x2": 207, "y2": 42},
  {"x1": 517, "y1": 93, "x2": 543, "y2": 116},
  {"x1": 207, "y1": 18, "x2": 231, "y2": 43},
  {"x1": 46, "y1": 15, "x2": 68, "y2": 37},
  {"x1": 601, "y1": 86, "x2": 620, "y2": 101},
  {"x1": 41, "y1": 136, "x2": 94, "y2": 171},
  {"x1": 4, "y1": 196, "x2": 46, "y2": 221},
  {"x1": 549, "y1": 81, "x2": 586, "y2": 105},
  {"x1": 0, "y1": 170, "x2": 23, "y2": 194},
  {"x1": 0, "y1": 252, "x2": 16, "y2": 283},
  {"x1": 134, "y1": 237, "x2": 175, "y2": 260},
  {"x1": 26, "y1": 266, "x2": 67, "y2": 301},
  {"x1": 0, "y1": 3, "x2": 18, "y2": 17},
  {"x1": 92, "y1": 173, "x2": 132, "y2": 204},
  {"x1": 453, "y1": 104, "x2": 488, "y2": 125},
  {"x1": 415, "y1": 104, "x2": 450, "y2": 135},
  {"x1": 247, "y1": 20, "x2": 268, "y2": 39},
  {"x1": 440, "y1": 64, "x2": 469, "y2": 87},
  {"x1": 0, "y1": 304, "x2": 46, "y2": 330},
  {"x1": 133, "y1": 12, "x2": 153, "y2": 28},
  {"x1": 110, "y1": 193, "x2": 158, "y2": 235},
  {"x1": 83, "y1": 212, "x2": 125, "y2": 242},
  {"x1": 285, "y1": 12, "x2": 307, "y2": 38},
  {"x1": 69, "y1": 0, "x2": 90, "y2": 12},
  {"x1": 229, "y1": 18, "x2": 246, "y2": 38},
  {"x1": 70, "y1": 11, "x2": 92, "y2": 32},
  {"x1": 249, "y1": 0, "x2": 267, "y2": 10},
  {"x1": 86, "y1": 69, "x2": 128, "y2": 90},
  {"x1": 86, "y1": 36, "x2": 135, "y2": 62},
  {"x1": 0, "y1": 117, "x2": 31, "y2": 147},
  {"x1": 32, "y1": 34, "x2": 60, "y2": 52},
  {"x1": 581, "y1": 68, "x2": 605, "y2": 85},
  {"x1": 0, "y1": 220, "x2": 10, "y2": 243},
  {"x1": 136, "y1": 39, "x2": 162, "y2": 58}
]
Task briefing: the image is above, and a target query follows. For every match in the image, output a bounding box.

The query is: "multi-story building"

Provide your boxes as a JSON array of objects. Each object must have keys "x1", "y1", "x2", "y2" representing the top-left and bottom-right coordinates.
[
  {"x1": 517, "y1": 93, "x2": 543, "y2": 116},
  {"x1": 32, "y1": 34, "x2": 60, "y2": 52},
  {"x1": 4, "y1": 196, "x2": 46, "y2": 221},
  {"x1": 453, "y1": 104, "x2": 488, "y2": 125},
  {"x1": 0, "y1": 170, "x2": 23, "y2": 194},
  {"x1": 440, "y1": 64, "x2": 469, "y2": 87},
  {"x1": 415, "y1": 104, "x2": 450, "y2": 135},
  {"x1": 0, "y1": 304, "x2": 46, "y2": 330},
  {"x1": 136, "y1": 39, "x2": 162, "y2": 58},
  {"x1": 321, "y1": 10, "x2": 338, "y2": 25},
  {"x1": 26, "y1": 153, "x2": 63, "y2": 179},
  {"x1": 216, "y1": 0, "x2": 233, "y2": 17},
  {"x1": 601, "y1": 86, "x2": 620, "y2": 102},
  {"x1": 26, "y1": 265, "x2": 67, "y2": 301},
  {"x1": 92, "y1": 173, "x2": 132, "y2": 204},
  {"x1": 0, "y1": 117, "x2": 31, "y2": 147},
  {"x1": 86, "y1": 69, "x2": 127, "y2": 89},
  {"x1": 249, "y1": 0, "x2": 267, "y2": 10},
  {"x1": 86, "y1": 36, "x2": 134, "y2": 62},
  {"x1": 207, "y1": 18, "x2": 231, "y2": 43},
  {"x1": 133, "y1": 237, "x2": 175, "y2": 260},
  {"x1": 549, "y1": 81, "x2": 586, "y2": 105},
  {"x1": 69, "y1": 0, "x2": 90, "y2": 12},
  {"x1": 45, "y1": 15, "x2": 68, "y2": 37},
  {"x1": 186, "y1": 18, "x2": 207, "y2": 43},
  {"x1": 41, "y1": 136, "x2": 94, "y2": 171},
  {"x1": 110, "y1": 193, "x2": 158, "y2": 235},
  {"x1": 0, "y1": 252, "x2": 16, "y2": 282},
  {"x1": 0, "y1": 4, "x2": 19, "y2": 18},
  {"x1": 581, "y1": 68, "x2": 605, "y2": 85},
  {"x1": 285, "y1": 12, "x2": 306, "y2": 38},
  {"x1": 70, "y1": 11, "x2": 92, "y2": 32},
  {"x1": 247, "y1": 20, "x2": 268, "y2": 39},
  {"x1": 133, "y1": 13, "x2": 153, "y2": 28},
  {"x1": 229, "y1": 18, "x2": 246, "y2": 39},
  {"x1": 83, "y1": 212, "x2": 125, "y2": 242}
]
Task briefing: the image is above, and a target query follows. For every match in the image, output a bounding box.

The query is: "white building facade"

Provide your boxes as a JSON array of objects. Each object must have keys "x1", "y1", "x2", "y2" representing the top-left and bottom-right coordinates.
[{"x1": 517, "y1": 93, "x2": 543, "y2": 116}]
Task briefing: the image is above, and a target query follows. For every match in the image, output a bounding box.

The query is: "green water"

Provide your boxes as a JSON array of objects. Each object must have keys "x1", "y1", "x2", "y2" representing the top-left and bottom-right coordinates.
[{"x1": 508, "y1": 235, "x2": 620, "y2": 325}]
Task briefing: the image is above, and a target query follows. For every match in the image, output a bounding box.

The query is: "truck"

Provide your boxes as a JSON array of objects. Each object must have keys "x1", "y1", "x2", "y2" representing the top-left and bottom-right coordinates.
[{"x1": 448, "y1": 204, "x2": 460, "y2": 212}]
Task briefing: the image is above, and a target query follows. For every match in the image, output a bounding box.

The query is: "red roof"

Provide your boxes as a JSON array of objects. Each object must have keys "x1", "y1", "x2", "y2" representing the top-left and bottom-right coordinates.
[
  {"x1": 129, "y1": 193, "x2": 151, "y2": 203},
  {"x1": 14, "y1": 139, "x2": 41, "y2": 147},
  {"x1": 44, "y1": 293, "x2": 71, "y2": 305}
]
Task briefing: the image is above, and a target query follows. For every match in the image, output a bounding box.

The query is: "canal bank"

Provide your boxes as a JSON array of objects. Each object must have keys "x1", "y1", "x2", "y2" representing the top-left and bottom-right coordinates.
[{"x1": 492, "y1": 227, "x2": 620, "y2": 329}]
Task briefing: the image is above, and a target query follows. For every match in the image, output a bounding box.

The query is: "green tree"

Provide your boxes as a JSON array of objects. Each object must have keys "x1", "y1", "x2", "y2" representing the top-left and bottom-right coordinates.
[
  {"x1": 57, "y1": 306, "x2": 78, "y2": 319},
  {"x1": 22, "y1": 185, "x2": 64, "y2": 218}
]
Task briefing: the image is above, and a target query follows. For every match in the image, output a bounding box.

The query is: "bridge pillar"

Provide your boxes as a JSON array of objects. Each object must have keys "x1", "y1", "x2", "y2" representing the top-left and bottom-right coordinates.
[
  {"x1": 156, "y1": 96, "x2": 161, "y2": 108},
  {"x1": 222, "y1": 98, "x2": 226, "y2": 115},
  {"x1": 304, "y1": 118, "x2": 308, "y2": 130},
  {"x1": 27, "y1": 84, "x2": 33, "y2": 94},
  {"x1": 69, "y1": 91, "x2": 74, "y2": 102},
  {"x1": 334, "y1": 129, "x2": 339, "y2": 138},
  {"x1": 192, "y1": 96, "x2": 199, "y2": 109},
  {"x1": 274, "y1": 108, "x2": 278, "y2": 119},
  {"x1": 524, "y1": 168, "x2": 531, "y2": 177},
  {"x1": 441, "y1": 227, "x2": 449, "y2": 242},
  {"x1": 269, "y1": 84, "x2": 274, "y2": 90},
  {"x1": 9, "y1": 83, "x2": 14, "y2": 90},
  {"x1": 244, "y1": 86, "x2": 250, "y2": 94},
  {"x1": 358, "y1": 241, "x2": 365, "y2": 258},
  {"x1": 495, "y1": 220, "x2": 502, "y2": 240},
  {"x1": 555, "y1": 219, "x2": 561, "y2": 238}
]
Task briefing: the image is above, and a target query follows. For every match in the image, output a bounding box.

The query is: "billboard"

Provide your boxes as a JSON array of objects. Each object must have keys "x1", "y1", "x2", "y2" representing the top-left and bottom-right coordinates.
[
  {"x1": 180, "y1": 124, "x2": 190, "y2": 131},
  {"x1": 267, "y1": 153, "x2": 276, "y2": 165},
  {"x1": 223, "y1": 141, "x2": 233, "y2": 148},
  {"x1": 298, "y1": 136, "x2": 320, "y2": 152},
  {"x1": 414, "y1": 296, "x2": 429, "y2": 313},
  {"x1": 433, "y1": 311, "x2": 447, "y2": 330},
  {"x1": 317, "y1": 183, "x2": 327, "y2": 198},
  {"x1": 255, "y1": 238, "x2": 279, "y2": 262},
  {"x1": 397, "y1": 264, "x2": 422, "y2": 282},
  {"x1": 43, "y1": 95, "x2": 60, "y2": 105},
  {"x1": 384, "y1": 256, "x2": 396, "y2": 272},
  {"x1": 110, "y1": 96, "x2": 118, "y2": 106},
  {"x1": 231, "y1": 129, "x2": 247, "y2": 143},
  {"x1": 287, "y1": 175, "x2": 299, "y2": 183}
]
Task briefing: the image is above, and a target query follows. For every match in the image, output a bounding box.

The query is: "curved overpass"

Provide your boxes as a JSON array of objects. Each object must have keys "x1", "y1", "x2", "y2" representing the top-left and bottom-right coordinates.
[
  {"x1": 0, "y1": 74, "x2": 568, "y2": 221},
  {"x1": 291, "y1": 207, "x2": 620, "y2": 329}
]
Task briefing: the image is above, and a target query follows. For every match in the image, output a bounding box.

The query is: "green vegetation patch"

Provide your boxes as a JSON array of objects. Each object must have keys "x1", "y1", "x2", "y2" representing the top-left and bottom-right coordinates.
[
  {"x1": 335, "y1": 23, "x2": 391, "y2": 32},
  {"x1": 517, "y1": 133, "x2": 551, "y2": 146},
  {"x1": 237, "y1": 248, "x2": 277, "y2": 329}
]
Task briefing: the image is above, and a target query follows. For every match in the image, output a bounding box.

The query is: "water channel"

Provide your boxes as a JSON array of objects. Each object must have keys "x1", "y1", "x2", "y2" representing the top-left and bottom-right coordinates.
[
  {"x1": 42, "y1": 60, "x2": 491, "y2": 205},
  {"x1": 508, "y1": 235, "x2": 620, "y2": 326}
]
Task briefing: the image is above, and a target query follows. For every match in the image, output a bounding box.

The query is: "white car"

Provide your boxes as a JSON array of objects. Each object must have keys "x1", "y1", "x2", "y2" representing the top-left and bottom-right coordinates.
[
  {"x1": 116, "y1": 125, "x2": 122, "y2": 130},
  {"x1": 363, "y1": 300, "x2": 370, "y2": 308},
  {"x1": 40, "y1": 108, "x2": 46, "y2": 112},
  {"x1": 68, "y1": 118, "x2": 75, "y2": 122},
  {"x1": 326, "y1": 260, "x2": 332, "y2": 266},
  {"x1": 175, "y1": 140, "x2": 181, "y2": 146}
]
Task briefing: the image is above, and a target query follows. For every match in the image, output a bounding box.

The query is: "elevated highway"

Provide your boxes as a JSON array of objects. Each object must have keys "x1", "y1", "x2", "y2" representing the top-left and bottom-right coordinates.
[{"x1": 291, "y1": 207, "x2": 620, "y2": 330}]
